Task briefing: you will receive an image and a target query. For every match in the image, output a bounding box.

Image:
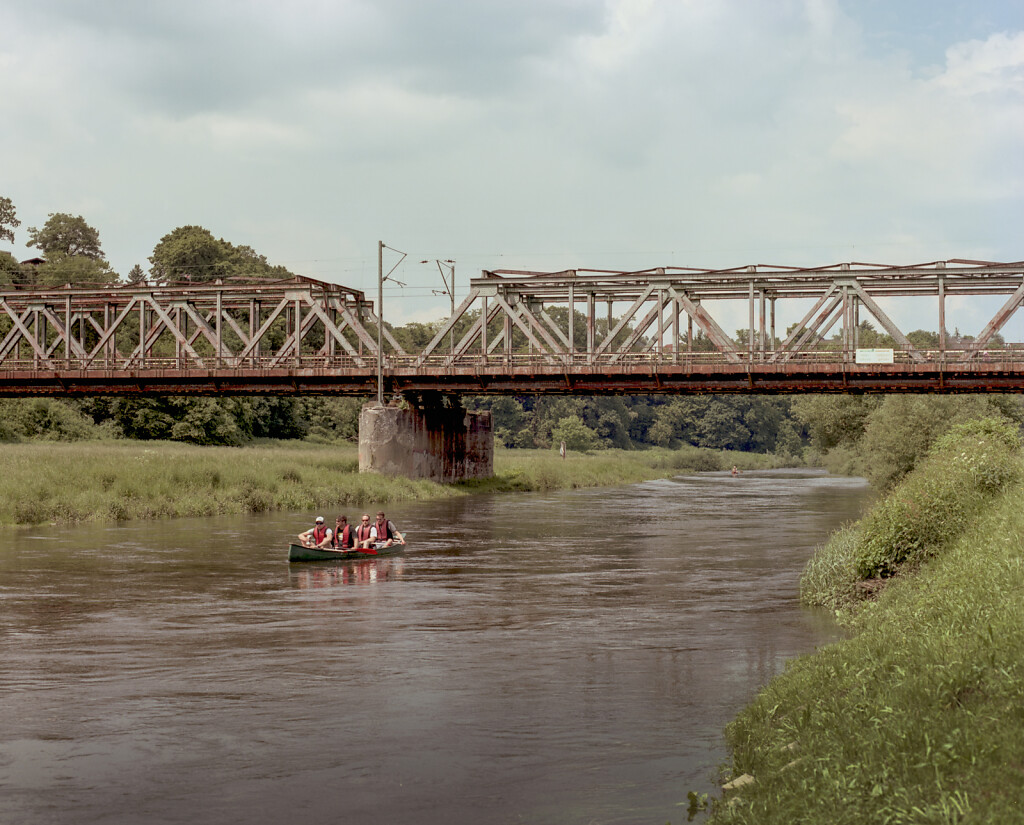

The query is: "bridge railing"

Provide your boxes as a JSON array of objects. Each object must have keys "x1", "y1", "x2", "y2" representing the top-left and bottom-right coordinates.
[{"x1": 4, "y1": 348, "x2": 1023, "y2": 374}]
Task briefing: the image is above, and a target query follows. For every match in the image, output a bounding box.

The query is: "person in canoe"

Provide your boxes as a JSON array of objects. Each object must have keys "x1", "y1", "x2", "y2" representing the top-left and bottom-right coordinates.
[
  {"x1": 298, "y1": 516, "x2": 332, "y2": 548},
  {"x1": 370, "y1": 511, "x2": 405, "y2": 548},
  {"x1": 355, "y1": 514, "x2": 375, "y2": 549},
  {"x1": 332, "y1": 515, "x2": 355, "y2": 550}
]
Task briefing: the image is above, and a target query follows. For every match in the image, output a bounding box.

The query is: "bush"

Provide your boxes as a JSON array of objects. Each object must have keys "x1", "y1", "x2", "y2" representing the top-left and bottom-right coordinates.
[
  {"x1": 855, "y1": 420, "x2": 1020, "y2": 578},
  {"x1": 800, "y1": 418, "x2": 1023, "y2": 610},
  {"x1": 1, "y1": 398, "x2": 98, "y2": 441},
  {"x1": 551, "y1": 415, "x2": 600, "y2": 452}
]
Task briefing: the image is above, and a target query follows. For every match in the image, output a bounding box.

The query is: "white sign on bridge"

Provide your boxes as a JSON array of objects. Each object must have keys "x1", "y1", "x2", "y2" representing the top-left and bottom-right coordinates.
[{"x1": 855, "y1": 348, "x2": 895, "y2": 364}]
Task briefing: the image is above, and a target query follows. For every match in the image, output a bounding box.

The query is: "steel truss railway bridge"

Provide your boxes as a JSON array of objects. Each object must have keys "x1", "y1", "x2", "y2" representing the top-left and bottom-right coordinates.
[{"x1": 2, "y1": 259, "x2": 1024, "y2": 398}]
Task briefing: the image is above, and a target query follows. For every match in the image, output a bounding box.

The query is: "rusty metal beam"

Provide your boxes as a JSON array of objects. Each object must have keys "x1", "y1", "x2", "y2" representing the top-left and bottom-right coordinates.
[
  {"x1": 1, "y1": 263, "x2": 1023, "y2": 396},
  {"x1": 962, "y1": 280, "x2": 1024, "y2": 362}
]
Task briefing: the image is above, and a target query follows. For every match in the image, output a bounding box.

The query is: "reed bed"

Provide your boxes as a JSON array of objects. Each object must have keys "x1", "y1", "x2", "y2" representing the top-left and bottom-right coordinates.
[{"x1": 0, "y1": 441, "x2": 787, "y2": 526}]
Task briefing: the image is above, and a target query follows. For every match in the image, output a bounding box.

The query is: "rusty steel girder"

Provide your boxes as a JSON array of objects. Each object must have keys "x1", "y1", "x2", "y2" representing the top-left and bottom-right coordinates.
[{"x1": 1, "y1": 261, "x2": 1024, "y2": 396}]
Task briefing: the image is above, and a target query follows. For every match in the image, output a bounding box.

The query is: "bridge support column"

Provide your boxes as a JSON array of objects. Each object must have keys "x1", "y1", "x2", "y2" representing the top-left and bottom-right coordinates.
[{"x1": 358, "y1": 397, "x2": 493, "y2": 483}]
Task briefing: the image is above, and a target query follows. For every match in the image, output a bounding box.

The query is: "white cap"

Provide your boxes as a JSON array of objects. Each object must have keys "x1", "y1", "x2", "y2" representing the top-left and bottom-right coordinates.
[{"x1": 315, "y1": 516, "x2": 324, "y2": 523}]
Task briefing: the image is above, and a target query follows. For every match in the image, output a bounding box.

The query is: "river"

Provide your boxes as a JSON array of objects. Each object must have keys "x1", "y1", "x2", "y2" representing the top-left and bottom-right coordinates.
[{"x1": 0, "y1": 469, "x2": 870, "y2": 824}]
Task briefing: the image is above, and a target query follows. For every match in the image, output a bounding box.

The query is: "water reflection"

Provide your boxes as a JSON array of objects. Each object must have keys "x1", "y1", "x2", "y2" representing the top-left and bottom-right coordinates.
[
  {"x1": 0, "y1": 469, "x2": 870, "y2": 825},
  {"x1": 290, "y1": 557, "x2": 407, "y2": 588}
]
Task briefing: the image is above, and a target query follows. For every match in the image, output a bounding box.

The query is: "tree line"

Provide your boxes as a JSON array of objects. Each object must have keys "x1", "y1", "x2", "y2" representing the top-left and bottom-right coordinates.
[{"x1": 1, "y1": 195, "x2": 292, "y2": 288}]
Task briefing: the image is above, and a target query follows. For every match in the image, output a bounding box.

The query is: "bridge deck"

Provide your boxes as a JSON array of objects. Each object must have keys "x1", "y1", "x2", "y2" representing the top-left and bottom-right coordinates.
[{"x1": 3, "y1": 353, "x2": 1024, "y2": 396}]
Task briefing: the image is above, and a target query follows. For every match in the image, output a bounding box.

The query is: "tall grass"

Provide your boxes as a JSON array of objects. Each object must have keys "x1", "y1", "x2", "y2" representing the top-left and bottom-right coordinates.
[
  {"x1": 712, "y1": 420, "x2": 1024, "y2": 823},
  {"x1": 801, "y1": 418, "x2": 1021, "y2": 611},
  {"x1": 712, "y1": 474, "x2": 1024, "y2": 824},
  {"x1": 0, "y1": 441, "x2": 791, "y2": 526},
  {"x1": 0, "y1": 441, "x2": 450, "y2": 525}
]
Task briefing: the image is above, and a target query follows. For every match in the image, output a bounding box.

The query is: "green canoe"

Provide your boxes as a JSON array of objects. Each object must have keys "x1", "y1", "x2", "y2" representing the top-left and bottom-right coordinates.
[{"x1": 288, "y1": 542, "x2": 406, "y2": 563}]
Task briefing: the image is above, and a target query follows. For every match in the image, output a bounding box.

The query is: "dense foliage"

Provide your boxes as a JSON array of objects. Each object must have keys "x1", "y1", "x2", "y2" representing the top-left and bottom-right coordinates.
[
  {"x1": 148, "y1": 225, "x2": 296, "y2": 283},
  {"x1": 791, "y1": 393, "x2": 1024, "y2": 489},
  {"x1": 0, "y1": 195, "x2": 20, "y2": 244}
]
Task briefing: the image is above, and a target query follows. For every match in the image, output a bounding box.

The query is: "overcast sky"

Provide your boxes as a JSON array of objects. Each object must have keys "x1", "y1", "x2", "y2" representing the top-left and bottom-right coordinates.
[{"x1": 1, "y1": 0, "x2": 1021, "y2": 333}]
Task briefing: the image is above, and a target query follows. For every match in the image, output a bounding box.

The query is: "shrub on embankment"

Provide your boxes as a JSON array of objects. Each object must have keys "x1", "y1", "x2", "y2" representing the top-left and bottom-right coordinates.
[
  {"x1": 710, "y1": 421, "x2": 1024, "y2": 823},
  {"x1": 800, "y1": 418, "x2": 1022, "y2": 612}
]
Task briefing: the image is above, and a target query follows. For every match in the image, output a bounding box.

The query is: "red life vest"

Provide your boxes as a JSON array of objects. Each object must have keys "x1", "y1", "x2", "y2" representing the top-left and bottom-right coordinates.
[
  {"x1": 356, "y1": 523, "x2": 373, "y2": 543},
  {"x1": 374, "y1": 515, "x2": 393, "y2": 544},
  {"x1": 312, "y1": 524, "x2": 329, "y2": 544},
  {"x1": 333, "y1": 525, "x2": 352, "y2": 549}
]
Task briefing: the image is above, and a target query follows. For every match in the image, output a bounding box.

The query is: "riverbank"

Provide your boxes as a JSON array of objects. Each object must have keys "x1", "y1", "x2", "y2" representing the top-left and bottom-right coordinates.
[
  {"x1": 710, "y1": 420, "x2": 1024, "y2": 823},
  {"x1": 0, "y1": 440, "x2": 791, "y2": 526}
]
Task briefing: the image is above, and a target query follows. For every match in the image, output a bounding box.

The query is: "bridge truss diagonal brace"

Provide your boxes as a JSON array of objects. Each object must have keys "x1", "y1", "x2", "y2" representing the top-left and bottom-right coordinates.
[
  {"x1": 363, "y1": 308, "x2": 408, "y2": 357},
  {"x1": 304, "y1": 301, "x2": 367, "y2": 366},
  {"x1": 609, "y1": 294, "x2": 666, "y2": 363},
  {"x1": 178, "y1": 300, "x2": 237, "y2": 360},
  {"x1": 266, "y1": 307, "x2": 311, "y2": 367},
  {"x1": 539, "y1": 308, "x2": 572, "y2": 351},
  {"x1": 595, "y1": 285, "x2": 655, "y2": 357},
  {"x1": 39, "y1": 306, "x2": 88, "y2": 361},
  {"x1": 219, "y1": 310, "x2": 253, "y2": 351},
  {"x1": 122, "y1": 297, "x2": 177, "y2": 369},
  {"x1": 84, "y1": 298, "x2": 140, "y2": 366},
  {"x1": 450, "y1": 299, "x2": 506, "y2": 365},
  {"x1": 770, "y1": 285, "x2": 834, "y2": 362},
  {"x1": 237, "y1": 297, "x2": 290, "y2": 361},
  {"x1": 668, "y1": 287, "x2": 743, "y2": 364},
  {"x1": 428, "y1": 293, "x2": 504, "y2": 366},
  {"x1": 773, "y1": 288, "x2": 843, "y2": 364},
  {"x1": 846, "y1": 281, "x2": 926, "y2": 363},
  {"x1": 0, "y1": 302, "x2": 48, "y2": 361},
  {"x1": 328, "y1": 298, "x2": 380, "y2": 359},
  {"x1": 492, "y1": 293, "x2": 564, "y2": 365},
  {"x1": 265, "y1": 297, "x2": 367, "y2": 367},
  {"x1": 961, "y1": 279, "x2": 1024, "y2": 362},
  {"x1": 415, "y1": 290, "x2": 480, "y2": 366},
  {"x1": 147, "y1": 299, "x2": 209, "y2": 367}
]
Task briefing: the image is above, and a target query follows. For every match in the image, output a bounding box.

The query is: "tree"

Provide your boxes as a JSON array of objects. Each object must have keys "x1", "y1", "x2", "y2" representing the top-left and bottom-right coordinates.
[
  {"x1": 0, "y1": 196, "x2": 20, "y2": 244},
  {"x1": 0, "y1": 251, "x2": 24, "y2": 286},
  {"x1": 859, "y1": 395, "x2": 1024, "y2": 489},
  {"x1": 127, "y1": 264, "x2": 146, "y2": 283},
  {"x1": 149, "y1": 225, "x2": 230, "y2": 283},
  {"x1": 551, "y1": 415, "x2": 599, "y2": 452},
  {"x1": 148, "y1": 226, "x2": 301, "y2": 283},
  {"x1": 21, "y1": 212, "x2": 116, "y2": 285},
  {"x1": 790, "y1": 395, "x2": 880, "y2": 452},
  {"x1": 33, "y1": 254, "x2": 118, "y2": 286},
  {"x1": 26, "y1": 213, "x2": 104, "y2": 259}
]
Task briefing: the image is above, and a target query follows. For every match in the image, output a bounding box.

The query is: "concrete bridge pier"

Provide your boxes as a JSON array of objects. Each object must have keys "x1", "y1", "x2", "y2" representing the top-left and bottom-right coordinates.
[{"x1": 358, "y1": 395, "x2": 493, "y2": 482}]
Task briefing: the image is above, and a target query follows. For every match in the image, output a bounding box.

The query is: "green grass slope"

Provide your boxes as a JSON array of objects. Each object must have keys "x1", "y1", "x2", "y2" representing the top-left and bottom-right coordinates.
[{"x1": 712, "y1": 421, "x2": 1024, "y2": 823}]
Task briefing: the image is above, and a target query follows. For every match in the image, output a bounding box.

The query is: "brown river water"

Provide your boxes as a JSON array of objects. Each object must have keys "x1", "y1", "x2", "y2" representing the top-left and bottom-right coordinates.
[{"x1": 0, "y1": 469, "x2": 870, "y2": 825}]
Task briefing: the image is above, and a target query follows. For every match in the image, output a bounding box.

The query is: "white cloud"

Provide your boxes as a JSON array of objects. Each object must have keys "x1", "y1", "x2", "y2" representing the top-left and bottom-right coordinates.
[
  {"x1": 938, "y1": 30, "x2": 1024, "y2": 95},
  {"x1": 0, "y1": 0, "x2": 1020, "y2": 315}
]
